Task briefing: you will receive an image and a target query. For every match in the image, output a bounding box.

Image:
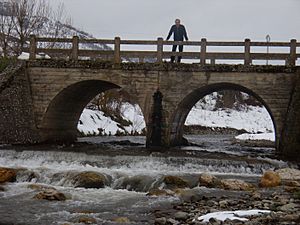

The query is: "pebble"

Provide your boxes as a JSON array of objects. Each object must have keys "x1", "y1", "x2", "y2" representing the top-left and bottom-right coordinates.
[
  {"x1": 209, "y1": 217, "x2": 221, "y2": 225},
  {"x1": 251, "y1": 192, "x2": 261, "y2": 200},
  {"x1": 155, "y1": 217, "x2": 167, "y2": 225},
  {"x1": 279, "y1": 203, "x2": 298, "y2": 212},
  {"x1": 166, "y1": 218, "x2": 179, "y2": 225},
  {"x1": 77, "y1": 217, "x2": 96, "y2": 224},
  {"x1": 174, "y1": 211, "x2": 189, "y2": 221},
  {"x1": 219, "y1": 200, "x2": 228, "y2": 208}
]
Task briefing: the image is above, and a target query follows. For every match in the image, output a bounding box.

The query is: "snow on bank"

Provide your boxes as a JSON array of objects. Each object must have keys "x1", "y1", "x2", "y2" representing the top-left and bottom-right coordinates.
[
  {"x1": 78, "y1": 109, "x2": 119, "y2": 135},
  {"x1": 78, "y1": 100, "x2": 274, "y2": 141},
  {"x1": 186, "y1": 105, "x2": 274, "y2": 134},
  {"x1": 17, "y1": 52, "x2": 50, "y2": 60},
  {"x1": 77, "y1": 103, "x2": 145, "y2": 136},
  {"x1": 235, "y1": 133, "x2": 275, "y2": 142},
  {"x1": 197, "y1": 209, "x2": 271, "y2": 222}
]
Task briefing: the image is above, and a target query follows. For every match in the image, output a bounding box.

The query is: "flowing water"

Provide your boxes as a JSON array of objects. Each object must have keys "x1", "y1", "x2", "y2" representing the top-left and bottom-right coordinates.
[{"x1": 0, "y1": 135, "x2": 293, "y2": 225}]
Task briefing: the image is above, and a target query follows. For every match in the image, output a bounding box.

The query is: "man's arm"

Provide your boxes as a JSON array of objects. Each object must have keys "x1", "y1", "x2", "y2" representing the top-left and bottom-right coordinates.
[
  {"x1": 166, "y1": 25, "x2": 174, "y2": 40},
  {"x1": 183, "y1": 26, "x2": 188, "y2": 41}
]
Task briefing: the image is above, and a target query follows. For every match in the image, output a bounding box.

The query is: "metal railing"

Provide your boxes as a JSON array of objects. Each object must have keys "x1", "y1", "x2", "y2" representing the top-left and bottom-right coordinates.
[{"x1": 28, "y1": 35, "x2": 300, "y2": 66}]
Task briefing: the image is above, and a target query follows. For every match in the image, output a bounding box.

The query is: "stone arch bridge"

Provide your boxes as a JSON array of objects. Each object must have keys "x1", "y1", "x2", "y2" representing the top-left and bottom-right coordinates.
[
  {"x1": 1, "y1": 61, "x2": 299, "y2": 160},
  {"x1": 0, "y1": 37, "x2": 300, "y2": 161}
]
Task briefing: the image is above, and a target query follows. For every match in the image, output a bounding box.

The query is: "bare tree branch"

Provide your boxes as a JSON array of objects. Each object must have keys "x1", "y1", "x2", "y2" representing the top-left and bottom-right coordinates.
[
  {"x1": 9, "y1": 0, "x2": 50, "y2": 54},
  {"x1": 0, "y1": 0, "x2": 73, "y2": 56},
  {"x1": 0, "y1": 3, "x2": 14, "y2": 57}
]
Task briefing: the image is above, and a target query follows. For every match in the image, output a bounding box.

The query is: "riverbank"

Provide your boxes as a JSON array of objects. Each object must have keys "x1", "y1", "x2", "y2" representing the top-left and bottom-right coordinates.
[{"x1": 152, "y1": 181, "x2": 300, "y2": 225}]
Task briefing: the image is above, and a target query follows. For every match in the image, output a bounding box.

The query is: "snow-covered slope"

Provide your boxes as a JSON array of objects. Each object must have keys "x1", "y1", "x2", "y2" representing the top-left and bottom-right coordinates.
[
  {"x1": 235, "y1": 133, "x2": 275, "y2": 142},
  {"x1": 78, "y1": 103, "x2": 145, "y2": 136},
  {"x1": 185, "y1": 105, "x2": 274, "y2": 134},
  {"x1": 77, "y1": 101, "x2": 275, "y2": 141}
]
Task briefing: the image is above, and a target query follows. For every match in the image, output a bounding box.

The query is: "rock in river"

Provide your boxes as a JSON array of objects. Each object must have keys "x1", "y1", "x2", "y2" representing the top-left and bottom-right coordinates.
[
  {"x1": 220, "y1": 179, "x2": 255, "y2": 191},
  {"x1": 0, "y1": 167, "x2": 16, "y2": 183},
  {"x1": 28, "y1": 183, "x2": 57, "y2": 191},
  {"x1": 115, "y1": 175, "x2": 155, "y2": 192},
  {"x1": 260, "y1": 171, "x2": 281, "y2": 188},
  {"x1": 198, "y1": 173, "x2": 220, "y2": 188},
  {"x1": 72, "y1": 171, "x2": 110, "y2": 189},
  {"x1": 147, "y1": 188, "x2": 174, "y2": 197},
  {"x1": 161, "y1": 175, "x2": 189, "y2": 189},
  {"x1": 34, "y1": 189, "x2": 67, "y2": 201}
]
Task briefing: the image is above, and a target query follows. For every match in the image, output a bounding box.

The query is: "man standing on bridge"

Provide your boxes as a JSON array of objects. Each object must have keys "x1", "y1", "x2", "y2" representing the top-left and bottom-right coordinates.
[{"x1": 166, "y1": 19, "x2": 189, "y2": 63}]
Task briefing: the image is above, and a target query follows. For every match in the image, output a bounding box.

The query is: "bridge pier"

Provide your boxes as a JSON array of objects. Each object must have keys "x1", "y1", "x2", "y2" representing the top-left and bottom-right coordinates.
[
  {"x1": 279, "y1": 69, "x2": 300, "y2": 161},
  {"x1": 146, "y1": 90, "x2": 163, "y2": 147}
]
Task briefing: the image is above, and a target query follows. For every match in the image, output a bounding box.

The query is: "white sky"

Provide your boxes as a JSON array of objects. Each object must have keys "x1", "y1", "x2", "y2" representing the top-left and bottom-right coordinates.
[{"x1": 49, "y1": 0, "x2": 300, "y2": 42}]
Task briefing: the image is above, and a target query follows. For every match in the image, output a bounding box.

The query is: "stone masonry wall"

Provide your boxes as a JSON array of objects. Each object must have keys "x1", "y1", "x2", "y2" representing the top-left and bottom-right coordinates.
[
  {"x1": 0, "y1": 62, "x2": 40, "y2": 143},
  {"x1": 26, "y1": 60, "x2": 298, "y2": 149},
  {"x1": 279, "y1": 69, "x2": 300, "y2": 161},
  {"x1": 1, "y1": 59, "x2": 299, "y2": 163}
]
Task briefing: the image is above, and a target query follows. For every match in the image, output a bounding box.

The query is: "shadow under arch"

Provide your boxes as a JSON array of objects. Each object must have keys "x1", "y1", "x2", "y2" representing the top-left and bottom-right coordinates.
[
  {"x1": 40, "y1": 80, "x2": 130, "y2": 142},
  {"x1": 170, "y1": 82, "x2": 277, "y2": 146}
]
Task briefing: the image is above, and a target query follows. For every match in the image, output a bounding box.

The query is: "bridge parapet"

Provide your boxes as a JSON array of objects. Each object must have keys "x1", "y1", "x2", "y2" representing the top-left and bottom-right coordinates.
[
  {"x1": 26, "y1": 59, "x2": 298, "y2": 74},
  {"x1": 27, "y1": 36, "x2": 300, "y2": 66}
]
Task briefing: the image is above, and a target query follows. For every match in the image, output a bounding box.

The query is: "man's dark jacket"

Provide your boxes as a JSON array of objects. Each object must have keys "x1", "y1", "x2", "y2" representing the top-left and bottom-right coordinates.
[{"x1": 166, "y1": 24, "x2": 188, "y2": 41}]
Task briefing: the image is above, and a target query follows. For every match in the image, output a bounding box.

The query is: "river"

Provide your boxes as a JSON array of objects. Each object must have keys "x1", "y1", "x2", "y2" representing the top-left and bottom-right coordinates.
[{"x1": 0, "y1": 135, "x2": 292, "y2": 225}]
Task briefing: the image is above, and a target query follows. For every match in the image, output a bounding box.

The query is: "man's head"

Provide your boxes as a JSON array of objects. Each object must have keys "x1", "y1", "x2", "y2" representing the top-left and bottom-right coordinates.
[{"x1": 175, "y1": 19, "x2": 181, "y2": 27}]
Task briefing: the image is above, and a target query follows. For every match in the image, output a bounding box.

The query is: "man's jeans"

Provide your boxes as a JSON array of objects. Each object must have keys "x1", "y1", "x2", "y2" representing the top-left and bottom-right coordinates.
[{"x1": 171, "y1": 44, "x2": 183, "y2": 63}]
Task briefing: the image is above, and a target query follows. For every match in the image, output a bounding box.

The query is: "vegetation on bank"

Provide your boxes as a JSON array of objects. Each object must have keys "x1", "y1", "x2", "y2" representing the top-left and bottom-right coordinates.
[{"x1": 0, "y1": 57, "x2": 14, "y2": 73}]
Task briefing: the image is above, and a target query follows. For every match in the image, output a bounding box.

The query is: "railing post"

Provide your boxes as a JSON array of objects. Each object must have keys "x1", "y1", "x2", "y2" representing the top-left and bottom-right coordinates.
[
  {"x1": 200, "y1": 38, "x2": 207, "y2": 65},
  {"x1": 157, "y1": 37, "x2": 163, "y2": 63},
  {"x1": 114, "y1": 37, "x2": 121, "y2": 64},
  {"x1": 244, "y1": 38, "x2": 251, "y2": 65},
  {"x1": 71, "y1": 36, "x2": 79, "y2": 60},
  {"x1": 29, "y1": 35, "x2": 36, "y2": 60},
  {"x1": 288, "y1": 39, "x2": 297, "y2": 66}
]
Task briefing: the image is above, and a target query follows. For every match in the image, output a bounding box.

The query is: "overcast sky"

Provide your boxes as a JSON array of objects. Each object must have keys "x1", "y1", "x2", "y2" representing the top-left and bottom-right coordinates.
[{"x1": 49, "y1": 0, "x2": 300, "y2": 42}]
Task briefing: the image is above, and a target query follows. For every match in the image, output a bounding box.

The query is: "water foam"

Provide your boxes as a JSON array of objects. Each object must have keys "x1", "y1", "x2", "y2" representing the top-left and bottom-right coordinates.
[{"x1": 0, "y1": 149, "x2": 286, "y2": 178}]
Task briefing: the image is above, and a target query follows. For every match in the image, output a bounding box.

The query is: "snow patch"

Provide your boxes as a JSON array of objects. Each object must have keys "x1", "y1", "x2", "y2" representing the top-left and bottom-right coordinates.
[
  {"x1": 235, "y1": 133, "x2": 275, "y2": 142},
  {"x1": 78, "y1": 109, "x2": 119, "y2": 136},
  {"x1": 197, "y1": 209, "x2": 271, "y2": 222},
  {"x1": 17, "y1": 52, "x2": 51, "y2": 60},
  {"x1": 77, "y1": 103, "x2": 145, "y2": 136},
  {"x1": 186, "y1": 105, "x2": 274, "y2": 134}
]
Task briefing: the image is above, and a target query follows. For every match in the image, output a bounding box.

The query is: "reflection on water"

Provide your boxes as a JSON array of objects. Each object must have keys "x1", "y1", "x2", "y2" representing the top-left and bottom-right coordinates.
[
  {"x1": 79, "y1": 135, "x2": 146, "y2": 145},
  {"x1": 79, "y1": 134, "x2": 276, "y2": 158}
]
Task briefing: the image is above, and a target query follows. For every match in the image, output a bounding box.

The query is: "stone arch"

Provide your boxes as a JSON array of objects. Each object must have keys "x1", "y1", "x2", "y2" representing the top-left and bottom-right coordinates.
[
  {"x1": 170, "y1": 82, "x2": 277, "y2": 147},
  {"x1": 40, "y1": 80, "x2": 146, "y2": 142}
]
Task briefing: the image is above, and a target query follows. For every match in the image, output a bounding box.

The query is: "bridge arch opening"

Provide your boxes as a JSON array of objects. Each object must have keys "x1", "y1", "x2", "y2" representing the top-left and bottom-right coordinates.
[
  {"x1": 170, "y1": 83, "x2": 276, "y2": 151},
  {"x1": 40, "y1": 80, "x2": 146, "y2": 144}
]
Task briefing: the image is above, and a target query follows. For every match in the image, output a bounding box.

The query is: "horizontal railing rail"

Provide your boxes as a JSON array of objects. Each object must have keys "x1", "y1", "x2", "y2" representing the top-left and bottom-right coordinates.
[{"x1": 27, "y1": 35, "x2": 299, "y2": 66}]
